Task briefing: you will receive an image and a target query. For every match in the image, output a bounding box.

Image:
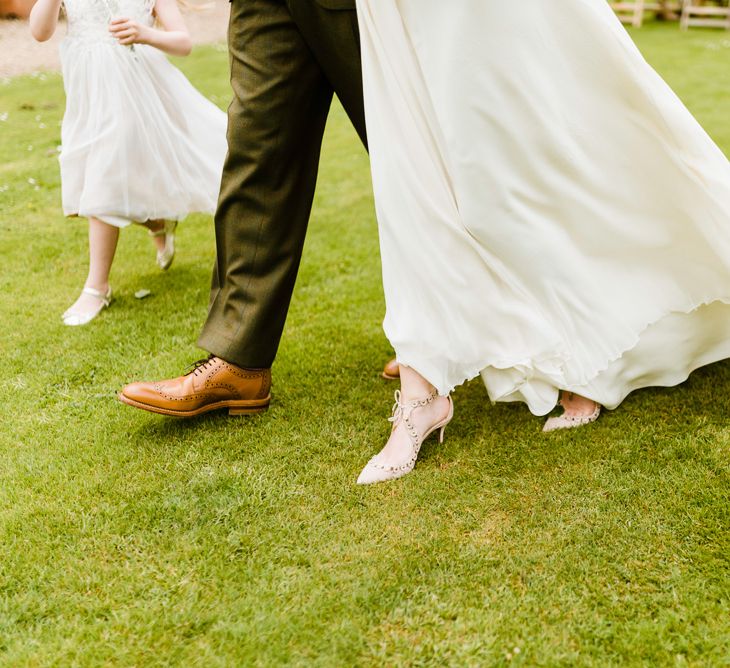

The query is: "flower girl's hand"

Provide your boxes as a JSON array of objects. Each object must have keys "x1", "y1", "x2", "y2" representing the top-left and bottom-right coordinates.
[
  {"x1": 108, "y1": 17, "x2": 150, "y2": 46},
  {"x1": 107, "y1": 0, "x2": 192, "y2": 58}
]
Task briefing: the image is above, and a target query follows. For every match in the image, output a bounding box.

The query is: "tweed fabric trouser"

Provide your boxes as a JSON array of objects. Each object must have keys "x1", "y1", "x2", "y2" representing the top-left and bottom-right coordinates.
[{"x1": 198, "y1": 0, "x2": 366, "y2": 368}]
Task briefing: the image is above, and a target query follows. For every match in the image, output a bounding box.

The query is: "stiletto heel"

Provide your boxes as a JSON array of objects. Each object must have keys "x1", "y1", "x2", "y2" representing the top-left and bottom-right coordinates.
[{"x1": 357, "y1": 389, "x2": 454, "y2": 485}]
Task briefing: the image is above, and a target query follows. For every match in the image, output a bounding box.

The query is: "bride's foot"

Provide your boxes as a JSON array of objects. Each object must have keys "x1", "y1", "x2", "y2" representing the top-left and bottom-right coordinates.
[
  {"x1": 62, "y1": 284, "x2": 113, "y2": 326},
  {"x1": 357, "y1": 389, "x2": 454, "y2": 485},
  {"x1": 543, "y1": 392, "x2": 601, "y2": 432}
]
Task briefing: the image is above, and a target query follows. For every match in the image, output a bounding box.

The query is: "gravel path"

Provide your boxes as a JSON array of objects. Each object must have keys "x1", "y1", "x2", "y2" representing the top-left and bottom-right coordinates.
[{"x1": 0, "y1": 0, "x2": 229, "y2": 78}]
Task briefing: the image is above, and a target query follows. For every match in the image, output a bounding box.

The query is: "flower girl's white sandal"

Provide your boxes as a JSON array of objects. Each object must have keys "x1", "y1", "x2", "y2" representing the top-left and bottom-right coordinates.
[
  {"x1": 149, "y1": 220, "x2": 178, "y2": 271},
  {"x1": 62, "y1": 286, "x2": 113, "y2": 326},
  {"x1": 357, "y1": 389, "x2": 454, "y2": 485},
  {"x1": 543, "y1": 398, "x2": 601, "y2": 432}
]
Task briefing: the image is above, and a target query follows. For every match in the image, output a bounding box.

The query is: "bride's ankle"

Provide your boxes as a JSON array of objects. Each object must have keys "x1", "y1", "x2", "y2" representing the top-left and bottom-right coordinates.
[
  {"x1": 399, "y1": 383, "x2": 438, "y2": 402},
  {"x1": 560, "y1": 392, "x2": 599, "y2": 416}
]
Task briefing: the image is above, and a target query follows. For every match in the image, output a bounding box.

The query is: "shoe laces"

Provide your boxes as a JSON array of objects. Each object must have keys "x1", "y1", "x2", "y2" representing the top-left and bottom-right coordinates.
[
  {"x1": 187, "y1": 354, "x2": 218, "y2": 377},
  {"x1": 387, "y1": 388, "x2": 438, "y2": 426},
  {"x1": 388, "y1": 390, "x2": 404, "y2": 425}
]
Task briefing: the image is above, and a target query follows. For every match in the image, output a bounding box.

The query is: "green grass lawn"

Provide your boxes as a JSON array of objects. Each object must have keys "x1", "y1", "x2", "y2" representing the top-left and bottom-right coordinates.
[{"x1": 1, "y1": 23, "x2": 729, "y2": 667}]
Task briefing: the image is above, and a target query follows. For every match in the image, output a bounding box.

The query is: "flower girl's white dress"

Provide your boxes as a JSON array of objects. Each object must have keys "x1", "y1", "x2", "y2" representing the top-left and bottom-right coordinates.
[
  {"x1": 357, "y1": 0, "x2": 730, "y2": 414},
  {"x1": 59, "y1": 0, "x2": 227, "y2": 227}
]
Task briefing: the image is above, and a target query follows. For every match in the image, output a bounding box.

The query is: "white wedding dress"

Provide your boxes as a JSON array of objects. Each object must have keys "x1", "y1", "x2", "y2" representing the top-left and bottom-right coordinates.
[
  {"x1": 59, "y1": 0, "x2": 227, "y2": 227},
  {"x1": 356, "y1": 0, "x2": 730, "y2": 415}
]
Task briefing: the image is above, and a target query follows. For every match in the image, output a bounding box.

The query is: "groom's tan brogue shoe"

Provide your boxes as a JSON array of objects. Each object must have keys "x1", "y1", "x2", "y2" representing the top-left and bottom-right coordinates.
[
  {"x1": 382, "y1": 358, "x2": 400, "y2": 380},
  {"x1": 118, "y1": 356, "x2": 271, "y2": 417}
]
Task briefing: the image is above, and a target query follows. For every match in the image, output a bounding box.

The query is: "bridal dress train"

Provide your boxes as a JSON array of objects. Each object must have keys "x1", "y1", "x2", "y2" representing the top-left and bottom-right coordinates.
[{"x1": 356, "y1": 0, "x2": 730, "y2": 415}]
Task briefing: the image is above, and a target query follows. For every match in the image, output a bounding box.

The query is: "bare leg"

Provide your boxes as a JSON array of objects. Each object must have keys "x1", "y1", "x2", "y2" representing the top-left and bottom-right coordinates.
[
  {"x1": 143, "y1": 219, "x2": 167, "y2": 253},
  {"x1": 65, "y1": 217, "x2": 119, "y2": 315},
  {"x1": 371, "y1": 364, "x2": 452, "y2": 469}
]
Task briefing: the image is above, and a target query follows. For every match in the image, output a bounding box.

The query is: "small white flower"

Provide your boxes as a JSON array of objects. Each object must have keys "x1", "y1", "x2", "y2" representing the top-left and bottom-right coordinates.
[
  {"x1": 34, "y1": 114, "x2": 41, "y2": 121},
  {"x1": 0, "y1": 112, "x2": 7, "y2": 122},
  {"x1": 34, "y1": 185, "x2": 40, "y2": 191},
  {"x1": 513, "y1": 647, "x2": 521, "y2": 655},
  {"x1": 27, "y1": 145, "x2": 34, "y2": 151},
  {"x1": 28, "y1": 177, "x2": 37, "y2": 185},
  {"x1": 0, "y1": 185, "x2": 8, "y2": 193}
]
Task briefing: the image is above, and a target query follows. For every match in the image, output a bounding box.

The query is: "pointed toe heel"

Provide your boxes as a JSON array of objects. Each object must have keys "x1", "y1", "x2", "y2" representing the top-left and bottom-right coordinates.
[
  {"x1": 356, "y1": 390, "x2": 454, "y2": 485},
  {"x1": 543, "y1": 402, "x2": 601, "y2": 432}
]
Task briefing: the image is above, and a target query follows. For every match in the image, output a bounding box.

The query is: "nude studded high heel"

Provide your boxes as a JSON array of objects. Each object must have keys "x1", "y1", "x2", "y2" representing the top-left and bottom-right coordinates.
[
  {"x1": 149, "y1": 220, "x2": 178, "y2": 270},
  {"x1": 62, "y1": 286, "x2": 113, "y2": 326},
  {"x1": 543, "y1": 396, "x2": 601, "y2": 432},
  {"x1": 357, "y1": 389, "x2": 454, "y2": 485}
]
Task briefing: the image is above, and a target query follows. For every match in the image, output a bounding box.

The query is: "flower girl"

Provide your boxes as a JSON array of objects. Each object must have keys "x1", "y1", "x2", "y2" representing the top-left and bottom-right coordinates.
[{"x1": 30, "y1": 0, "x2": 227, "y2": 325}]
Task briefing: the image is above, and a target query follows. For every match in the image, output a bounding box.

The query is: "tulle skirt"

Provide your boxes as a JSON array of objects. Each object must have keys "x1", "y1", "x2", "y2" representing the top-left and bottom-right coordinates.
[
  {"x1": 59, "y1": 39, "x2": 227, "y2": 227},
  {"x1": 357, "y1": 0, "x2": 730, "y2": 414}
]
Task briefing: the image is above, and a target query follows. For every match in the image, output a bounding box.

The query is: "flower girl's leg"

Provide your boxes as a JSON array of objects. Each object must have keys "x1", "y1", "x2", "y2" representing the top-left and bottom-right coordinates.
[
  {"x1": 85, "y1": 217, "x2": 118, "y2": 293},
  {"x1": 144, "y1": 219, "x2": 167, "y2": 254},
  {"x1": 64, "y1": 217, "x2": 119, "y2": 317}
]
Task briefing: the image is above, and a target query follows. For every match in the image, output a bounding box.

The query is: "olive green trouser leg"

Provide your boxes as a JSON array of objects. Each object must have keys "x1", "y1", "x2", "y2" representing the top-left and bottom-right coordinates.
[{"x1": 198, "y1": 0, "x2": 366, "y2": 368}]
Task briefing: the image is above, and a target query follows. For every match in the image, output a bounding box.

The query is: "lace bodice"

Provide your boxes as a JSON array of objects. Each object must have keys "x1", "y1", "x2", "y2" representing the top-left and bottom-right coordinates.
[{"x1": 63, "y1": 0, "x2": 155, "y2": 45}]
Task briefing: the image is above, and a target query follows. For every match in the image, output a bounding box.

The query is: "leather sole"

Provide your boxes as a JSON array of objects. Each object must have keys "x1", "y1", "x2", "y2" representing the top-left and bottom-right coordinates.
[
  {"x1": 381, "y1": 371, "x2": 400, "y2": 381},
  {"x1": 117, "y1": 392, "x2": 270, "y2": 417}
]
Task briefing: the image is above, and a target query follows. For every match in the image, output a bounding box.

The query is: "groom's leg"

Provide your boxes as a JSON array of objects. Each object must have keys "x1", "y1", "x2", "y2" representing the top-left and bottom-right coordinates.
[
  {"x1": 288, "y1": 0, "x2": 367, "y2": 147},
  {"x1": 198, "y1": 0, "x2": 336, "y2": 368}
]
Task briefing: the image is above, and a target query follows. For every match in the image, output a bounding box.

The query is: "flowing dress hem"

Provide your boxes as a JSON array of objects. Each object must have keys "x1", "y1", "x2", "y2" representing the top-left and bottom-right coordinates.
[{"x1": 393, "y1": 296, "x2": 730, "y2": 416}]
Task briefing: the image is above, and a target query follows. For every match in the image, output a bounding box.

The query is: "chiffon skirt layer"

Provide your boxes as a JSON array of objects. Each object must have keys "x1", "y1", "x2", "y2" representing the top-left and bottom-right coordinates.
[
  {"x1": 59, "y1": 39, "x2": 227, "y2": 227},
  {"x1": 356, "y1": 0, "x2": 730, "y2": 414}
]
